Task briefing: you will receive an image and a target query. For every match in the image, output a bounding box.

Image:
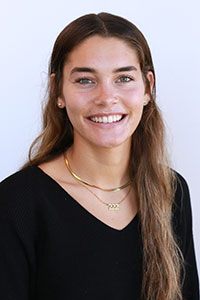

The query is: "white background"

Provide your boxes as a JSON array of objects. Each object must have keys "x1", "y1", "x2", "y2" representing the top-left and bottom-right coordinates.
[{"x1": 0, "y1": 0, "x2": 199, "y2": 277}]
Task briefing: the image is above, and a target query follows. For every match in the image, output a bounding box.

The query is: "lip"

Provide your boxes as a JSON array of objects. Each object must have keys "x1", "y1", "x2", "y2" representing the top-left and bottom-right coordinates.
[{"x1": 87, "y1": 112, "x2": 126, "y2": 118}]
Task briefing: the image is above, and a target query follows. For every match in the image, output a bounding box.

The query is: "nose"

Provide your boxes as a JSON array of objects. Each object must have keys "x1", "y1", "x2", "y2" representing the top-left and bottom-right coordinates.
[{"x1": 93, "y1": 82, "x2": 119, "y2": 107}]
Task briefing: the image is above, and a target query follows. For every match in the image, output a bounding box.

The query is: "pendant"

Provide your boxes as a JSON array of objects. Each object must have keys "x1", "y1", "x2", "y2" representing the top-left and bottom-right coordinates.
[{"x1": 108, "y1": 203, "x2": 119, "y2": 210}]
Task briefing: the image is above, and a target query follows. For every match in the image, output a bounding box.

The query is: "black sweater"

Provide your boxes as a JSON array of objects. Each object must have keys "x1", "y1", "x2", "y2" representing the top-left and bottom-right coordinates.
[{"x1": 0, "y1": 166, "x2": 199, "y2": 299}]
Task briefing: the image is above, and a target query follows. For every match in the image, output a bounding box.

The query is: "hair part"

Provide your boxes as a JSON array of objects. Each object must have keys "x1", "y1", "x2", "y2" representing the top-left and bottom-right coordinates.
[{"x1": 21, "y1": 12, "x2": 184, "y2": 300}]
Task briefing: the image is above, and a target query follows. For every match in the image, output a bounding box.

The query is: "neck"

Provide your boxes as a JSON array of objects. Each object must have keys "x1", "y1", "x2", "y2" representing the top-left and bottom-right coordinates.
[{"x1": 65, "y1": 138, "x2": 132, "y2": 189}]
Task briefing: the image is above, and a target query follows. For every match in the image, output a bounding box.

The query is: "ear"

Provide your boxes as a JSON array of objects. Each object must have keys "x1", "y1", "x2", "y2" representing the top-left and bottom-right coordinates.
[
  {"x1": 50, "y1": 73, "x2": 65, "y2": 108},
  {"x1": 147, "y1": 71, "x2": 154, "y2": 94},
  {"x1": 57, "y1": 97, "x2": 65, "y2": 108},
  {"x1": 144, "y1": 71, "x2": 155, "y2": 104},
  {"x1": 50, "y1": 73, "x2": 56, "y2": 92}
]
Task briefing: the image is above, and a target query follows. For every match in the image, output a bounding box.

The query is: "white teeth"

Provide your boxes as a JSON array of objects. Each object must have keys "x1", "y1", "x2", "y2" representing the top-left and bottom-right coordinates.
[
  {"x1": 90, "y1": 115, "x2": 123, "y2": 123},
  {"x1": 102, "y1": 116, "x2": 107, "y2": 123},
  {"x1": 108, "y1": 116, "x2": 113, "y2": 123},
  {"x1": 116, "y1": 115, "x2": 122, "y2": 121}
]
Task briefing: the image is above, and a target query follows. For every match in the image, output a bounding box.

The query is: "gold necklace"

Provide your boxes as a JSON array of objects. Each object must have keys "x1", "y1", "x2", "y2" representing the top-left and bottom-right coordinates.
[
  {"x1": 79, "y1": 181, "x2": 131, "y2": 211},
  {"x1": 64, "y1": 155, "x2": 132, "y2": 192}
]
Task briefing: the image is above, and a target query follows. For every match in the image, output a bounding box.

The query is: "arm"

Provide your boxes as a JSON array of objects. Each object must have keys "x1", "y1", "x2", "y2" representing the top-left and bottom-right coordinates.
[
  {"x1": 0, "y1": 170, "x2": 37, "y2": 299},
  {"x1": 173, "y1": 173, "x2": 199, "y2": 299}
]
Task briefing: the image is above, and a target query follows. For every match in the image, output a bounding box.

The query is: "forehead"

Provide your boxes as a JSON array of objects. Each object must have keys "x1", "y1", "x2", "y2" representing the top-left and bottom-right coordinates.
[{"x1": 65, "y1": 35, "x2": 140, "y2": 71}]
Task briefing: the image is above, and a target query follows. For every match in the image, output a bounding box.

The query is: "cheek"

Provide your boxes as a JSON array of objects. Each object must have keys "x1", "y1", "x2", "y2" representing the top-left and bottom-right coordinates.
[
  {"x1": 64, "y1": 90, "x2": 85, "y2": 115},
  {"x1": 123, "y1": 88, "x2": 145, "y2": 109}
]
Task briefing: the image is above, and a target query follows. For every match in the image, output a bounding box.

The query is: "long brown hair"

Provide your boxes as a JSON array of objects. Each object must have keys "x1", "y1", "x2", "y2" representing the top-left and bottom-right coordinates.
[{"x1": 22, "y1": 13, "x2": 184, "y2": 300}]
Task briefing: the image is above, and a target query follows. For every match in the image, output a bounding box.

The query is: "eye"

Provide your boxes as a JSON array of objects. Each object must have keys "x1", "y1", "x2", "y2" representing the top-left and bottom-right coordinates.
[
  {"x1": 116, "y1": 75, "x2": 134, "y2": 83},
  {"x1": 75, "y1": 77, "x2": 95, "y2": 85}
]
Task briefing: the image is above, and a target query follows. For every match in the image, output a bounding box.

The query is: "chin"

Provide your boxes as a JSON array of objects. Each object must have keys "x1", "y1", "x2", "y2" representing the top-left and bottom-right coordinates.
[{"x1": 89, "y1": 136, "x2": 131, "y2": 149}]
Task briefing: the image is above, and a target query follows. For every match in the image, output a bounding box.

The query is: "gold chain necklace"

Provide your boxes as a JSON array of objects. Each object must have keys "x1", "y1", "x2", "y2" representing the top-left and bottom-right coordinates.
[
  {"x1": 64, "y1": 155, "x2": 132, "y2": 192},
  {"x1": 79, "y1": 181, "x2": 131, "y2": 210}
]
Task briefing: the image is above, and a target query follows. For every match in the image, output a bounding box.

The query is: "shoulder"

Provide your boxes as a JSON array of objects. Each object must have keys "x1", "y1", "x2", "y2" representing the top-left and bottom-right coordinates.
[
  {"x1": 173, "y1": 171, "x2": 191, "y2": 220},
  {"x1": 174, "y1": 171, "x2": 190, "y2": 205},
  {"x1": 0, "y1": 166, "x2": 39, "y2": 197},
  {"x1": 0, "y1": 166, "x2": 42, "y2": 219},
  {"x1": 172, "y1": 171, "x2": 194, "y2": 247}
]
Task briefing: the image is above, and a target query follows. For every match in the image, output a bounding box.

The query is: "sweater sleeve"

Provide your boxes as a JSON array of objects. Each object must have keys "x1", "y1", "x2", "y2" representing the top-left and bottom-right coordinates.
[
  {"x1": 0, "y1": 169, "x2": 37, "y2": 300},
  {"x1": 173, "y1": 173, "x2": 199, "y2": 299}
]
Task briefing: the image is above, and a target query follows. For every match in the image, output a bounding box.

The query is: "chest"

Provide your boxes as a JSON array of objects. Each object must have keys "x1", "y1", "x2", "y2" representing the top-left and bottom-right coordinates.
[
  {"x1": 35, "y1": 194, "x2": 142, "y2": 299},
  {"x1": 56, "y1": 180, "x2": 138, "y2": 230}
]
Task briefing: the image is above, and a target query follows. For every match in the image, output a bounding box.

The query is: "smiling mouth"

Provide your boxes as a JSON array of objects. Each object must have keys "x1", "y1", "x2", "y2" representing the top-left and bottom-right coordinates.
[{"x1": 89, "y1": 114, "x2": 126, "y2": 124}]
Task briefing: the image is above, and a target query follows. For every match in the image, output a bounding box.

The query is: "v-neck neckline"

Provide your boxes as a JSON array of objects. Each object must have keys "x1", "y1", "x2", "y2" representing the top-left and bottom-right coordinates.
[{"x1": 31, "y1": 165, "x2": 139, "y2": 233}]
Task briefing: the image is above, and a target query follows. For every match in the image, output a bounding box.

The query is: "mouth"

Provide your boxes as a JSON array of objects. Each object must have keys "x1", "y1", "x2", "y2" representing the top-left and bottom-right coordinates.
[{"x1": 88, "y1": 114, "x2": 126, "y2": 124}]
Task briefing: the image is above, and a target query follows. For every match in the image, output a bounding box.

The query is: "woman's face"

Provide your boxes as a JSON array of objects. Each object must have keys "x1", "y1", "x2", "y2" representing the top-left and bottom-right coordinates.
[{"x1": 58, "y1": 35, "x2": 154, "y2": 149}]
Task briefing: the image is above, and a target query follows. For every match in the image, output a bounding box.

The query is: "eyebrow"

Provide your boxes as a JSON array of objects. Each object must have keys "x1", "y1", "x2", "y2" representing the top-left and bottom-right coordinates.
[
  {"x1": 70, "y1": 65, "x2": 138, "y2": 75},
  {"x1": 113, "y1": 66, "x2": 138, "y2": 72},
  {"x1": 70, "y1": 67, "x2": 96, "y2": 75}
]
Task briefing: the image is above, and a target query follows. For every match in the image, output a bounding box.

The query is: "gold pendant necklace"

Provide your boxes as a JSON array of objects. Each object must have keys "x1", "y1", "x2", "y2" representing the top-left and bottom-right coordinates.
[
  {"x1": 79, "y1": 181, "x2": 131, "y2": 210},
  {"x1": 64, "y1": 154, "x2": 132, "y2": 192}
]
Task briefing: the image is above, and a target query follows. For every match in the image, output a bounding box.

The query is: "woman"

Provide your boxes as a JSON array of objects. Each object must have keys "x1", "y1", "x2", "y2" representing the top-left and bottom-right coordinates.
[{"x1": 0, "y1": 12, "x2": 199, "y2": 300}]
